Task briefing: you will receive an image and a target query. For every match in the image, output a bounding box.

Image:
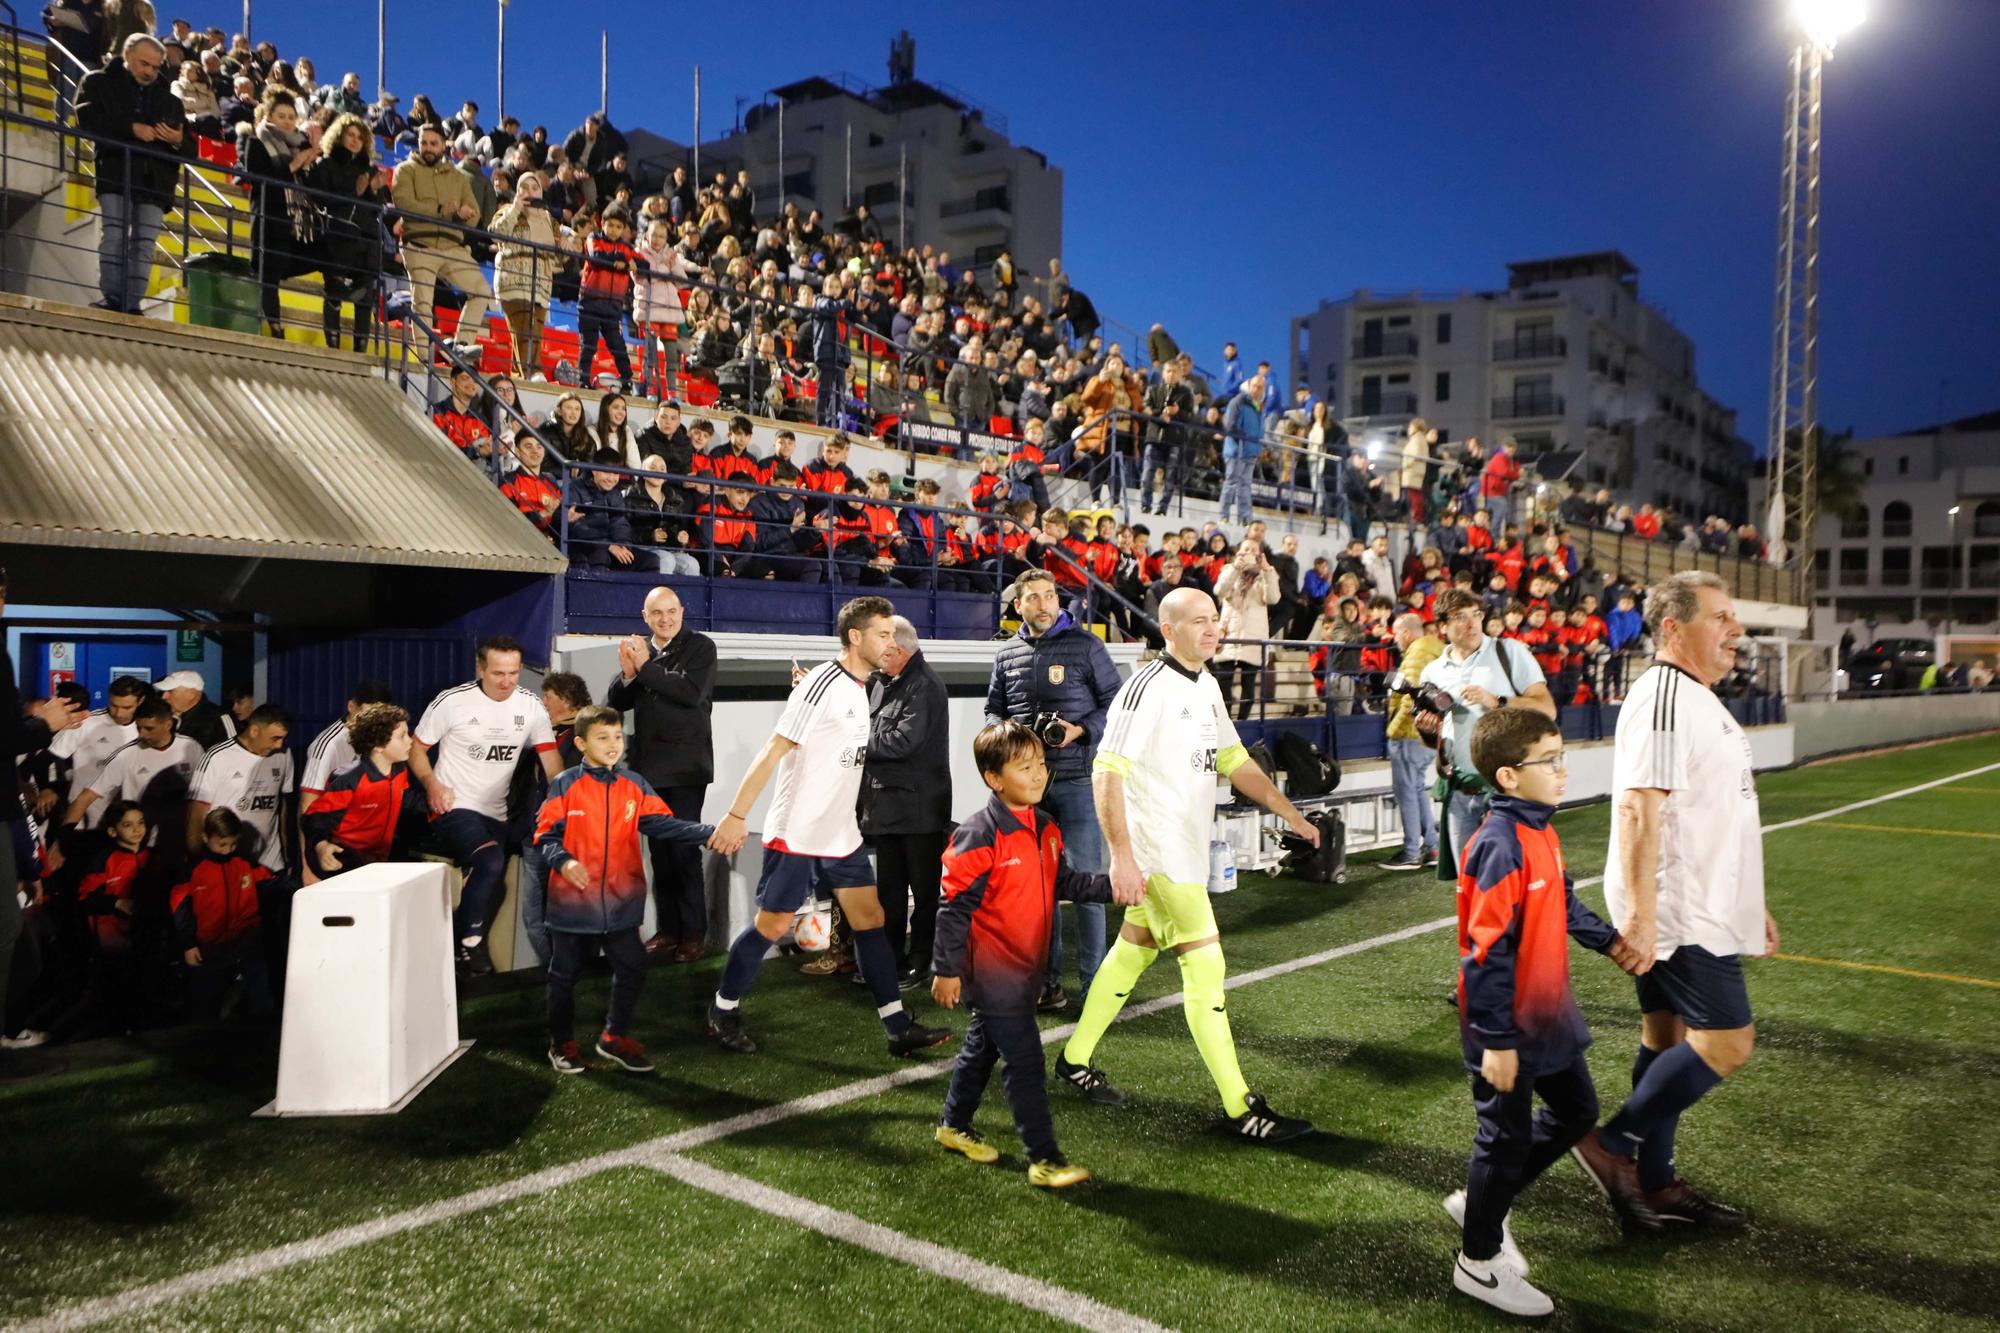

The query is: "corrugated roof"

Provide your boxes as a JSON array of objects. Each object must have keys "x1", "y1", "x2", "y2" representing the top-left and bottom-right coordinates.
[{"x1": 0, "y1": 299, "x2": 566, "y2": 575}]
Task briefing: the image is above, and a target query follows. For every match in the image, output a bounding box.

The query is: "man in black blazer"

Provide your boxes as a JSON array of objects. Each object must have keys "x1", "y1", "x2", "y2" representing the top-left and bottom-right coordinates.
[
  {"x1": 859, "y1": 616, "x2": 951, "y2": 988},
  {"x1": 606, "y1": 586, "x2": 718, "y2": 961}
]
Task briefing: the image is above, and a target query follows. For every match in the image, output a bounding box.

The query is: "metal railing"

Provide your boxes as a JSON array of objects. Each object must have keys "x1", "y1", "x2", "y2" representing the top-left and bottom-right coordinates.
[
  {"x1": 1351, "y1": 332, "x2": 1419, "y2": 359},
  {"x1": 1492, "y1": 393, "x2": 1565, "y2": 420},
  {"x1": 1493, "y1": 333, "x2": 1567, "y2": 361}
]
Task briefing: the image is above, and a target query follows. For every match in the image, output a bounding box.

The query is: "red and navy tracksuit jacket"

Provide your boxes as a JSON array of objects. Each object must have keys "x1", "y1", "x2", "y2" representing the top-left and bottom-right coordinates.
[
  {"x1": 75, "y1": 845, "x2": 148, "y2": 953},
  {"x1": 1456, "y1": 795, "x2": 1618, "y2": 1075},
  {"x1": 580, "y1": 232, "x2": 645, "y2": 314},
  {"x1": 301, "y1": 759, "x2": 426, "y2": 866},
  {"x1": 533, "y1": 764, "x2": 714, "y2": 935},
  {"x1": 705, "y1": 443, "x2": 766, "y2": 487},
  {"x1": 171, "y1": 850, "x2": 268, "y2": 953},
  {"x1": 933, "y1": 797, "x2": 1113, "y2": 1015}
]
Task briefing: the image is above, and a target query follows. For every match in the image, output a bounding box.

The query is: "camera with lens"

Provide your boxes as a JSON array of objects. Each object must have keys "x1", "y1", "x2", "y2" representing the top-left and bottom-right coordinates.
[
  {"x1": 1387, "y1": 671, "x2": 1455, "y2": 720},
  {"x1": 1029, "y1": 711, "x2": 1071, "y2": 748}
]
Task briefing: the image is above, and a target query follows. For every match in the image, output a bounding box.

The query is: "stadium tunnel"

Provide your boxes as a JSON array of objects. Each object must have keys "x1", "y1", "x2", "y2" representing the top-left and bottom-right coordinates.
[{"x1": 0, "y1": 294, "x2": 565, "y2": 732}]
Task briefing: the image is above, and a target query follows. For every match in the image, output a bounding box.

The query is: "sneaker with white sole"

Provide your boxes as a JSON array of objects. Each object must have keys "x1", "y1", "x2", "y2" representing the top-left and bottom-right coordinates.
[
  {"x1": 1444, "y1": 1189, "x2": 1527, "y2": 1275},
  {"x1": 547, "y1": 1041, "x2": 587, "y2": 1075},
  {"x1": 1382, "y1": 853, "x2": 1425, "y2": 871},
  {"x1": 0, "y1": 1030, "x2": 50, "y2": 1050},
  {"x1": 1226, "y1": 1092, "x2": 1314, "y2": 1144},
  {"x1": 1452, "y1": 1250, "x2": 1553, "y2": 1318}
]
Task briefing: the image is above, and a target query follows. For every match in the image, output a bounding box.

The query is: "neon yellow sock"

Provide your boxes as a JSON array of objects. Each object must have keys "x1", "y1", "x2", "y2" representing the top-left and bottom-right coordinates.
[
  {"x1": 1062, "y1": 936, "x2": 1156, "y2": 1067},
  {"x1": 1178, "y1": 943, "x2": 1250, "y2": 1117}
]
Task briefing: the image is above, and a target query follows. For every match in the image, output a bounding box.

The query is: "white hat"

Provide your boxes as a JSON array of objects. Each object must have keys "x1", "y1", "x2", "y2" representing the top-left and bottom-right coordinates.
[{"x1": 157, "y1": 670, "x2": 207, "y2": 692}]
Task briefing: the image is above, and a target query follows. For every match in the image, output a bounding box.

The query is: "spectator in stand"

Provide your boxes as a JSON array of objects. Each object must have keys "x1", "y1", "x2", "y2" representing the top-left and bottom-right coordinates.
[
  {"x1": 171, "y1": 55, "x2": 219, "y2": 133},
  {"x1": 1362, "y1": 534, "x2": 1398, "y2": 604},
  {"x1": 1629, "y1": 502, "x2": 1661, "y2": 541},
  {"x1": 1140, "y1": 357, "x2": 1193, "y2": 516},
  {"x1": 244, "y1": 94, "x2": 323, "y2": 339},
  {"x1": 432, "y1": 365, "x2": 491, "y2": 457},
  {"x1": 502, "y1": 434, "x2": 563, "y2": 535},
  {"x1": 489, "y1": 169, "x2": 560, "y2": 379},
  {"x1": 809, "y1": 276, "x2": 854, "y2": 428},
  {"x1": 392, "y1": 124, "x2": 494, "y2": 357},
  {"x1": 312, "y1": 70, "x2": 367, "y2": 119},
  {"x1": 308, "y1": 113, "x2": 388, "y2": 352},
  {"x1": 542, "y1": 391, "x2": 593, "y2": 460},
  {"x1": 594, "y1": 393, "x2": 639, "y2": 468},
  {"x1": 1220, "y1": 372, "x2": 1265, "y2": 526},
  {"x1": 1212, "y1": 539, "x2": 1281, "y2": 722},
  {"x1": 76, "y1": 35, "x2": 185, "y2": 316},
  {"x1": 945, "y1": 342, "x2": 997, "y2": 433},
  {"x1": 1480, "y1": 437, "x2": 1523, "y2": 532},
  {"x1": 634, "y1": 221, "x2": 698, "y2": 399},
  {"x1": 567, "y1": 453, "x2": 639, "y2": 567},
  {"x1": 44, "y1": 0, "x2": 108, "y2": 127},
  {"x1": 576, "y1": 205, "x2": 641, "y2": 394},
  {"x1": 637, "y1": 399, "x2": 695, "y2": 476},
  {"x1": 1401, "y1": 419, "x2": 1438, "y2": 525},
  {"x1": 367, "y1": 89, "x2": 409, "y2": 152},
  {"x1": 626, "y1": 455, "x2": 700, "y2": 575},
  {"x1": 1605, "y1": 591, "x2": 1643, "y2": 655}
]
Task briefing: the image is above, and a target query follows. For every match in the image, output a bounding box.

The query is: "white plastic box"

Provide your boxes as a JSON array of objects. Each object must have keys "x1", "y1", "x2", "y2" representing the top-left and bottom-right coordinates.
[{"x1": 257, "y1": 862, "x2": 472, "y2": 1117}]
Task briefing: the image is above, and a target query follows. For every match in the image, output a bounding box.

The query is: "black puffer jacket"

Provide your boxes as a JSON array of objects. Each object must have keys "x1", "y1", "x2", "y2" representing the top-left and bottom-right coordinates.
[
  {"x1": 859, "y1": 651, "x2": 951, "y2": 836},
  {"x1": 983, "y1": 613, "x2": 1123, "y2": 777}
]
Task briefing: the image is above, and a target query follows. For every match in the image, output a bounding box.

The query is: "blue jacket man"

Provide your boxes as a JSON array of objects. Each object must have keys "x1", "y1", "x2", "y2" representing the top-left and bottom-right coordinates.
[
  {"x1": 984, "y1": 572, "x2": 1123, "y2": 1005},
  {"x1": 809, "y1": 277, "x2": 853, "y2": 428},
  {"x1": 1219, "y1": 380, "x2": 1265, "y2": 525}
]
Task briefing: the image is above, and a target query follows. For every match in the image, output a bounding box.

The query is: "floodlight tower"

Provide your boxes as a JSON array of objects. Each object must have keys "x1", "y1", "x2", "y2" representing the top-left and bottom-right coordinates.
[{"x1": 1766, "y1": 0, "x2": 1863, "y2": 578}]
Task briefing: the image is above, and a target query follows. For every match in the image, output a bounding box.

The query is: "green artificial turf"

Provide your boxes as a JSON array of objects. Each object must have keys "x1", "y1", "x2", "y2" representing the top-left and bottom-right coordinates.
[{"x1": 3, "y1": 734, "x2": 1996, "y2": 1330}]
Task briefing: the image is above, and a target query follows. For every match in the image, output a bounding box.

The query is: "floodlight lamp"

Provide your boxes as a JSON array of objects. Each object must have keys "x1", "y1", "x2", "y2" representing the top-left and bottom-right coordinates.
[
  {"x1": 1792, "y1": 0, "x2": 1865, "y2": 52},
  {"x1": 1948, "y1": 505, "x2": 1961, "y2": 516}
]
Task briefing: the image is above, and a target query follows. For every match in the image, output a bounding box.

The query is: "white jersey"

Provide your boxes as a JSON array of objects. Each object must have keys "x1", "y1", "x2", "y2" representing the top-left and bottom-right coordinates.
[
  {"x1": 191, "y1": 737, "x2": 296, "y2": 872},
  {"x1": 1094, "y1": 657, "x2": 1246, "y2": 886},
  {"x1": 1603, "y1": 663, "x2": 1766, "y2": 960},
  {"x1": 415, "y1": 683, "x2": 556, "y2": 821},
  {"x1": 300, "y1": 718, "x2": 356, "y2": 797},
  {"x1": 763, "y1": 661, "x2": 871, "y2": 857},
  {"x1": 51, "y1": 711, "x2": 137, "y2": 828},
  {"x1": 92, "y1": 736, "x2": 204, "y2": 816}
]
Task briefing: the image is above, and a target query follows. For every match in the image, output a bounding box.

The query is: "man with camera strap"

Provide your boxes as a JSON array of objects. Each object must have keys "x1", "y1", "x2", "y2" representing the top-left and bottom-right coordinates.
[{"x1": 1416, "y1": 589, "x2": 1557, "y2": 875}]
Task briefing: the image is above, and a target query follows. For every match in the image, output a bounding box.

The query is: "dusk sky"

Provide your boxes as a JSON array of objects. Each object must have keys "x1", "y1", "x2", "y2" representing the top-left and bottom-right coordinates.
[{"x1": 257, "y1": 0, "x2": 2000, "y2": 443}]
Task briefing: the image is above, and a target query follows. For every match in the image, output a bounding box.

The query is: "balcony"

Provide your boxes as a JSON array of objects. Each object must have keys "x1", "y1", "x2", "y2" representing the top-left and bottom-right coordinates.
[
  {"x1": 1493, "y1": 333, "x2": 1567, "y2": 362},
  {"x1": 1492, "y1": 393, "x2": 1565, "y2": 421},
  {"x1": 1350, "y1": 332, "x2": 1418, "y2": 361},
  {"x1": 937, "y1": 186, "x2": 1012, "y2": 234},
  {"x1": 1351, "y1": 390, "x2": 1418, "y2": 417}
]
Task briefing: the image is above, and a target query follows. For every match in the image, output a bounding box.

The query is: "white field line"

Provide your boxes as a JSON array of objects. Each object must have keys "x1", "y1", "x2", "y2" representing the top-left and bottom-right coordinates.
[
  {"x1": 645, "y1": 1152, "x2": 1172, "y2": 1333},
  {"x1": 13, "y1": 758, "x2": 1995, "y2": 1333}
]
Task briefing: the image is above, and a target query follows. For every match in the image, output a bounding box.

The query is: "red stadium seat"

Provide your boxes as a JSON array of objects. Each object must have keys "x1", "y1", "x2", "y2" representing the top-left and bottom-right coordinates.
[
  {"x1": 196, "y1": 136, "x2": 237, "y2": 167},
  {"x1": 988, "y1": 416, "x2": 1017, "y2": 438}
]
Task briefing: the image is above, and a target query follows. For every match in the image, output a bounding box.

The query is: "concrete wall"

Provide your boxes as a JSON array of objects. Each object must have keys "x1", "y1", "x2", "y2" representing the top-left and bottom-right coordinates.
[{"x1": 1790, "y1": 694, "x2": 2000, "y2": 761}]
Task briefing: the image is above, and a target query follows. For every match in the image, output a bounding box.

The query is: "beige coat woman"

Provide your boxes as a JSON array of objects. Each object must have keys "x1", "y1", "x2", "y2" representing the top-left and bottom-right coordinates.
[
  {"x1": 1213, "y1": 555, "x2": 1282, "y2": 666},
  {"x1": 491, "y1": 195, "x2": 560, "y2": 307}
]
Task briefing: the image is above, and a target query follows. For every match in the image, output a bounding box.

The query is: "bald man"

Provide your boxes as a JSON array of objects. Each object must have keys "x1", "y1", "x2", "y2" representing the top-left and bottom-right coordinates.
[
  {"x1": 608, "y1": 586, "x2": 719, "y2": 960},
  {"x1": 1054, "y1": 586, "x2": 1321, "y2": 1143}
]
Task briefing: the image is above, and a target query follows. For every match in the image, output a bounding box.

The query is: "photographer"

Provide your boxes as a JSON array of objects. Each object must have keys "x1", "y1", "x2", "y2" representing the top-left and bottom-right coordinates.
[
  {"x1": 984, "y1": 569, "x2": 1123, "y2": 1011},
  {"x1": 1416, "y1": 589, "x2": 1555, "y2": 873},
  {"x1": 1381, "y1": 613, "x2": 1444, "y2": 871}
]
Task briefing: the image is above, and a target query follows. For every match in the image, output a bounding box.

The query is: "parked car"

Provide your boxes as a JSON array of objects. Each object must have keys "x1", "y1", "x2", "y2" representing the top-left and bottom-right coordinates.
[{"x1": 1843, "y1": 638, "x2": 1935, "y2": 692}]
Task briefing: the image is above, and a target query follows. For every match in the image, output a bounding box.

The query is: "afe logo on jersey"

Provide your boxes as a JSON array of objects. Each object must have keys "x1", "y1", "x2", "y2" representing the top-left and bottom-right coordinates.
[
  {"x1": 838, "y1": 746, "x2": 867, "y2": 769},
  {"x1": 484, "y1": 745, "x2": 520, "y2": 762},
  {"x1": 1188, "y1": 748, "x2": 1218, "y2": 773},
  {"x1": 244, "y1": 794, "x2": 279, "y2": 812}
]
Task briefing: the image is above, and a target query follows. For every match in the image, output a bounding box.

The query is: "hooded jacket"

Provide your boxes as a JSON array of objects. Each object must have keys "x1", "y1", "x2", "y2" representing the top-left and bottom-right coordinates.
[
  {"x1": 983, "y1": 612, "x2": 1122, "y2": 777},
  {"x1": 534, "y1": 763, "x2": 712, "y2": 934}
]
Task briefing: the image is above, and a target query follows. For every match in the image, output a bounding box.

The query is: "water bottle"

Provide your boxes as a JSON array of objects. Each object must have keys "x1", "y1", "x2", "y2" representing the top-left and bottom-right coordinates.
[{"x1": 1207, "y1": 838, "x2": 1238, "y2": 895}]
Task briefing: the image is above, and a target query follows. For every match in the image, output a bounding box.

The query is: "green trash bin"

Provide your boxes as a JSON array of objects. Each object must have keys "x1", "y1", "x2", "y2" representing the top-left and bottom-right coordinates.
[{"x1": 183, "y1": 253, "x2": 263, "y2": 335}]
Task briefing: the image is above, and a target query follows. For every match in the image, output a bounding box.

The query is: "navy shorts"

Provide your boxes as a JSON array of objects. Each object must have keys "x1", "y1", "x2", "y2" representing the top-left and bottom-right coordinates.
[
  {"x1": 431, "y1": 809, "x2": 509, "y2": 865},
  {"x1": 754, "y1": 843, "x2": 875, "y2": 913},
  {"x1": 1635, "y1": 944, "x2": 1754, "y2": 1030}
]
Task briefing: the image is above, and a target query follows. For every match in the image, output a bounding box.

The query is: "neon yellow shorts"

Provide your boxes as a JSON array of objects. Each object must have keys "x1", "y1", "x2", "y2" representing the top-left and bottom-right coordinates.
[{"x1": 1124, "y1": 873, "x2": 1217, "y2": 951}]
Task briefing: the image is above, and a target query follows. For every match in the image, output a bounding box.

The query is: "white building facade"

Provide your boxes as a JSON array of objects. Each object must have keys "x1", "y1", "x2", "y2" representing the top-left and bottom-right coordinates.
[
  {"x1": 1811, "y1": 411, "x2": 2000, "y2": 641},
  {"x1": 1289, "y1": 252, "x2": 1755, "y2": 522},
  {"x1": 686, "y1": 65, "x2": 1062, "y2": 285}
]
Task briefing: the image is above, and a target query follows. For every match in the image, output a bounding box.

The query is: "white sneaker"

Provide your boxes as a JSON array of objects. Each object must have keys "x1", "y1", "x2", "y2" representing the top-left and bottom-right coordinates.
[
  {"x1": 0, "y1": 1030, "x2": 49, "y2": 1050},
  {"x1": 1453, "y1": 1251, "x2": 1553, "y2": 1317},
  {"x1": 1444, "y1": 1188, "x2": 1527, "y2": 1275}
]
